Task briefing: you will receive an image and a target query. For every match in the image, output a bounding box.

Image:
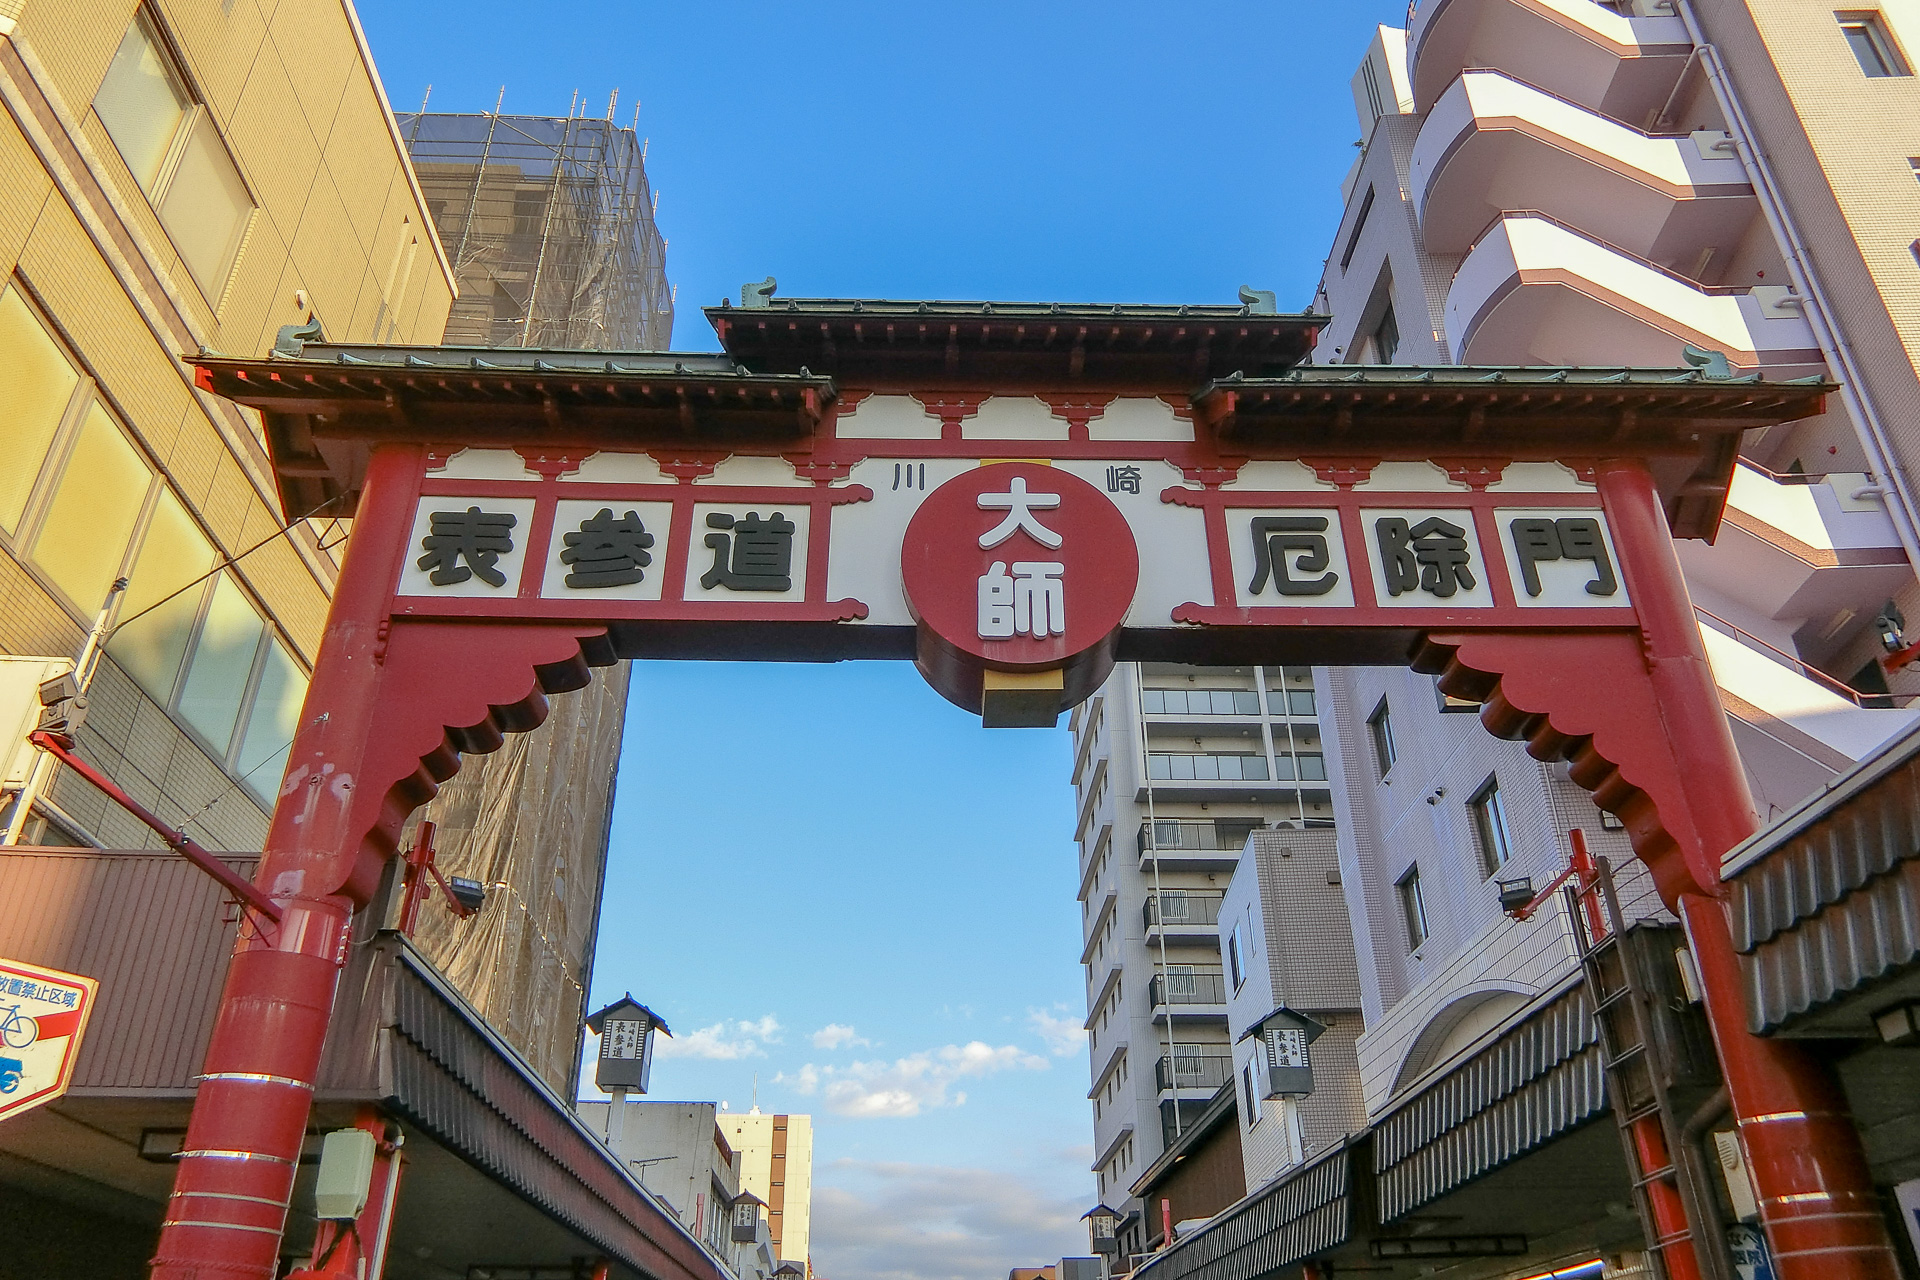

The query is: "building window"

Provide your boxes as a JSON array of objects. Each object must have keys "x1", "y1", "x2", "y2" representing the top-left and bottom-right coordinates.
[
  {"x1": 1397, "y1": 865, "x2": 1427, "y2": 951},
  {"x1": 1367, "y1": 698, "x2": 1395, "y2": 776},
  {"x1": 1340, "y1": 187, "x2": 1375, "y2": 270},
  {"x1": 1433, "y1": 676, "x2": 1478, "y2": 713},
  {"x1": 1241, "y1": 1060, "x2": 1263, "y2": 1126},
  {"x1": 1839, "y1": 12, "x2": 1911, "y2": 76},
  {"x1": 1369, "y1": 303, "x2": 1400, "y2": 364},
  {"x1": 1470, "y1": 775, "x2": 1513, "y2": 877},
  {"x1": 0, "y1": 278, "x2": 308, "y2": 807},
  {"x1": 1227, "y1": 923, "x2": 1246, "y2": 992},
  {"x1": 93, "y1": 10, "x2": 255, "y2": 300}
]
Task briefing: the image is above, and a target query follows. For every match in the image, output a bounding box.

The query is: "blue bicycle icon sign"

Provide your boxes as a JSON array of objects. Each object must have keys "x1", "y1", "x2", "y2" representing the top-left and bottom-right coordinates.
[
  {"x1": 1, "y1": 1003, "x2": 39, "y2": 1051},
  {"x1": 0, "y1": 1056, "x2": 20, "y2": 1093}
]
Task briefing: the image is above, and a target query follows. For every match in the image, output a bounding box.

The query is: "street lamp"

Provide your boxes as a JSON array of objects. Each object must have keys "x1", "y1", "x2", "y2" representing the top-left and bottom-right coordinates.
[
  {"x1": 585, "y1": 994, "x2": 672, "y2": 1095},
  {"x1": 732, "y1": 1190, "x2": 767, "y2": 1243},
  {"x1": 1083, "y1": 1204, "x2": 1122, "y2": 1257},
  {"x1": 1240, "y1": 1006, "x2": 1327, "y2": 1099}
]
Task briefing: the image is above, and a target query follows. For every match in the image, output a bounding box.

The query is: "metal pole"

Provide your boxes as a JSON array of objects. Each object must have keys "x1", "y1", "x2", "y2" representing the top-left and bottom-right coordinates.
[
  {"x1": 1134, "y1": 667, "x2": 1184, "y2": 1144},
  {"x1": 3, "y1": 576, "x2": 126, "y2": 845}
]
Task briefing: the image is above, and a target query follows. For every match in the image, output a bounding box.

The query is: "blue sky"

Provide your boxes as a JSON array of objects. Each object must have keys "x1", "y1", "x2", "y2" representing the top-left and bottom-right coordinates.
[{"x1": 357, "y1": 5, "x2": 1411, "y2": 1278}]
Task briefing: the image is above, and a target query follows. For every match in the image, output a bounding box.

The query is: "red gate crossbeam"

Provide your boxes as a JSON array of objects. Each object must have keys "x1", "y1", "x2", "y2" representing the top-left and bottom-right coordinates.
[{"x1": 26, "y1": 729, "x2": 283, "y2": 924}]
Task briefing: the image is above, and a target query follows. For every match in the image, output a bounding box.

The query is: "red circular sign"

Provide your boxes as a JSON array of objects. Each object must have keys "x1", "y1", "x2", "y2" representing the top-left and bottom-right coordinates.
[{"x1": 901, "y1": 462, "x2": 1139, "y2": 670}]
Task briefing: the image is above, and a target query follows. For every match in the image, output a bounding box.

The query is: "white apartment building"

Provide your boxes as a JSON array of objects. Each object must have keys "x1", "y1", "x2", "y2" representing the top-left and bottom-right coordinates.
[
  {"x1": 1297, "y1": 0, "x2": 1920, "y2": 1159},
  {"x1": 1071, "y1": 662, "x2": 1334, "y2": 1258},
  {"x1": 718, "y1": 1109, "x2": 813, "y2": 1277}
]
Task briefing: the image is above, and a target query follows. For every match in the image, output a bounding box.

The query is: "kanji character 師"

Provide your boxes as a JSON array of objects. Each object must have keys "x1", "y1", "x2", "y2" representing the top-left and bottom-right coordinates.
[{"x1": 978, "y1": 561, "x2": 1065, "y2": 639}]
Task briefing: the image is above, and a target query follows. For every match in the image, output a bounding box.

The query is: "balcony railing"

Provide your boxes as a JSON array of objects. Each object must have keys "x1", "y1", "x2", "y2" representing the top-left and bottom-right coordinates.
[
  {"x1": 1150, "y1": 971, "x2": 1227, "y2": 1007},
  {"x1": 1144, "y1": 891, "x2": 1225, "y2": 929},
  {"x1": 1275, "y1": 753, "x2": 1328, "y2": 782},
  {"x1": 1137, "y1": 819, "x2": 1257, "y2": 854},
  {"x1": 1155, "y1": 1053, "x2": 1235, "y2": 1091},
  {"x1": 1142, "y1": 688, "x2": 1260, "y2": 715},
  {"x1": 1147, "y1": 753, "x2": 1268, "y2": 782}
]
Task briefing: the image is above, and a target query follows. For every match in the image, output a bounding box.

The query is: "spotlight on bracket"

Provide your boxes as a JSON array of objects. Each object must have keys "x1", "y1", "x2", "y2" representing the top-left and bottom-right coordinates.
[{"x1": 446, "y1": 877, "x2": 487, "y2": 915}]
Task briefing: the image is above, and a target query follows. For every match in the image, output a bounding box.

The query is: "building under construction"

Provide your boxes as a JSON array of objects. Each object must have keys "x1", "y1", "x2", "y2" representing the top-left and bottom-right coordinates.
[
  {"x1": 399, "y1": 108, "x2": 673, "y2": 350},
  {"x1": 384, "y1": 106, "x2": 672, "y2": 1093}
]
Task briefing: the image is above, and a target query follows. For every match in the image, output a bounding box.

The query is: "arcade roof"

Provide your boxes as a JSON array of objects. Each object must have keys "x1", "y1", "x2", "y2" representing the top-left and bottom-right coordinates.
[{"x1": 705, "y1": 294, "x2": 1327, "y2": 387}]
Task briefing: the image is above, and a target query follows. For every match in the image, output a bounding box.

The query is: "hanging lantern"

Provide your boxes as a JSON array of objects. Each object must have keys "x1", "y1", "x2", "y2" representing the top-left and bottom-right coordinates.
[
  {"x1": 1241, "y1": 1007, "x2": 1327, "y2": 1099},
  {"x1": 732, "y1": 1190, "x2": 766, "y2": 1243},
  {"x1": 1083, "y1": 1204, "x2": 1122, "y2": 1256},
  {"x1": 585, "y1": 994, "x2": 672, "y2": 1095}
]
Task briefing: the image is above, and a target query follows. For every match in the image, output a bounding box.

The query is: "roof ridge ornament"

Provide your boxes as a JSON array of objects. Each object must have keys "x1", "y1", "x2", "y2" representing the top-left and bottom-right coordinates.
[
  {"x1": 740, "y1": 276, "x2": 777, "y2": 308},
  {"x1": 273, "y1": 317, "x2": 326, "y2": 357},
  {"x1": 1237, "y1": 285, "x2": 1278, "y2": 316},
  {"x1": 1682, "y1": 343, "x2": 1735, "y2": 380}
]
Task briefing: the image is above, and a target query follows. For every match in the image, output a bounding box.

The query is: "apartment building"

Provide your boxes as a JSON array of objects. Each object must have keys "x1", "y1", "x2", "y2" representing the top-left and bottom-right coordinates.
[
  {"x1": 718, "y1": 1110, "x2": 814, "y2": 1276},
  {"x1": 1071, "y1": 662, "x2": 1334, "y2": 1259}
]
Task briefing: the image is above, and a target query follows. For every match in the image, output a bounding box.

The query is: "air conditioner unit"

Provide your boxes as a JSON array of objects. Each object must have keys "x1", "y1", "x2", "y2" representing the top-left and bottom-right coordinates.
[{"x1": 0, "y1": 657, "x2": 74, "y2": 788}]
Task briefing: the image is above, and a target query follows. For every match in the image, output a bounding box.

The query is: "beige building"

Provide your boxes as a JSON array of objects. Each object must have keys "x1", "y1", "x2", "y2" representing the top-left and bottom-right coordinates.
[
  {"x1": 719, "y1": 1110, "x2": 814, "y2": 1276},
  {"x1": 0, "y1": 0, "x2": 451, "y2": 849}
]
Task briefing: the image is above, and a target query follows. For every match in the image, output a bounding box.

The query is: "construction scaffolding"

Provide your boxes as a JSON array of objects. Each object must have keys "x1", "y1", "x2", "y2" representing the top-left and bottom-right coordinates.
[{"x1": 398, "y1": 110, "x2": 673, "y2": 350}]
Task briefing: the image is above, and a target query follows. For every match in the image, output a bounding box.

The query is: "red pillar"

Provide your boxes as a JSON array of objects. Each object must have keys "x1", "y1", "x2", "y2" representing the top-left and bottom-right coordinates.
[
  {"x1": 150, "y1": 445, "x2": 425, "y2": 1280},
  {"x1": 1633, "y1": 1115, "x2": 1704, "y2": 1280},
  {"x1": 1596, "y1": 458, "x2": 1894, "y2": 1280}
]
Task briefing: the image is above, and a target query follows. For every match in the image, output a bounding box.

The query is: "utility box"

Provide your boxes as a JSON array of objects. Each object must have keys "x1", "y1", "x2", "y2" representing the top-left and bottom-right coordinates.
[
  {"x1": 585, "y1": 994, "x2": 671, "y2": 1094},
  {"x1": 313, "y1": 1128, "x2": 378, "y2": 1221}
]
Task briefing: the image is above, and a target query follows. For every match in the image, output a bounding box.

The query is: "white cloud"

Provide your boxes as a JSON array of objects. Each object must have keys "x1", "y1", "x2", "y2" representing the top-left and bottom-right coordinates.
[
  {"x1": 812, "y1": 1023, "x2": 872, "y2": 1050},
  {"x1": 811, "y1": 1160, "x2": 1084, "y2": 1280},
  {"x1": 1027, "y1": 1005, "x2": 1085, "y2": 1057},
  {"x1": 654, "y1": 1014, "x2": 784, "y2": 1061},
  {"x1": 779, "y1": 1041, "x2": 1048, "y2": 1118}
]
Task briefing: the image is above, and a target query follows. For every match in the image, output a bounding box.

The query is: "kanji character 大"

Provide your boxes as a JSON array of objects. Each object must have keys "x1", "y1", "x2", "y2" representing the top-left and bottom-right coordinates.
[
  {"x1": 562, "y1": 508, "x2": 655, "y2": 588},
  {"x1": 977, "y1": 477, "x2": 1063, "y2": 549},
  {"x1": 1377, "y1": 516, "x2": 1477, "y2": 599},
  {"x1": 417, "y1": 507, "x2": 516, "y2": 587},
  {"x1": 701, "y1": 511, "x2": 795, "y2": 591}
]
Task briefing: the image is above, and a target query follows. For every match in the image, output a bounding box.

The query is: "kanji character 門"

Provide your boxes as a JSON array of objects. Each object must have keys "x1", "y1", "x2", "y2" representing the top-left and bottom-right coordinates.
[
  {"x1": 418, "y1": 507, "x2": 516, "y2": 587},
  {"x1": 1247, "y1": 516, "x2": 1339, "y2": 597},
  {"x1": 562, "y1": 508, "x2": 655, "y2": 588},
  {"x1": 1105, "y1": 465, "x2": 1142, "y2": 496},
  {"x1": 701, "y1": 511, "x2": 795, "y2": 591},
  {"x1": 1377, "y1": 515, "x2": 1476, "y2": 598},
  {"x1": 1508, "y1": 516, "x2": 1618, "y2": 597}
]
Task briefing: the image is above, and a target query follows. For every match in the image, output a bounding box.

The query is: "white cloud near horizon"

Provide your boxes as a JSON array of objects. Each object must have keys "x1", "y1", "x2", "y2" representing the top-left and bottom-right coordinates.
[
  {"x1": 655, "y1": 1014, "x2": 784, "y2": 1060},
  {"x1": 812, "y1": 1023, "x2": 872, "y2": 1050},
  {"x1": 776, "y1": 1041, "x2": 1048, "y2": 1118},
  {"x1": 1026, "y1": 1004, "x2": 1085, "y2": 1057},
  {"x1": 810, "y1": 1159, "x2": 1083, "y2": 1280}
]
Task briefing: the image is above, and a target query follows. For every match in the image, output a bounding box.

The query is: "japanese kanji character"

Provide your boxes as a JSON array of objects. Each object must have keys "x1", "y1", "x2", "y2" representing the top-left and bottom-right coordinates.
[
  {"x1": 978, "y1": 561, "x2": 1066, "y2": 639},
  {"x1": 701, "y1": 511, "x2": 795, "y2": 591},
  {"x1": 561, "y1": 508, "x2": 654, "y2": 588},
  {"x1": 1105, "y1": 466, "x2": 1142, "y2": 496},
  {"x1": 62, "y1": 991, "x2": 77, "y2": 1008},
  {"x1": 1377, "y1": 515, "x2": 1477, "y2": 599},
  {"x1": 1248, "y1": 516, "x2": 1339, "y2": 597},
  {"x1": 417, "y1": 507, "x2": 516, "y2": 587},
  {"x1": 1510, "y1": 517, "x2": 1618, "y2": 598},
  {"x1": 978, "y1": 477, "x2": 1063, "y2": 549}
]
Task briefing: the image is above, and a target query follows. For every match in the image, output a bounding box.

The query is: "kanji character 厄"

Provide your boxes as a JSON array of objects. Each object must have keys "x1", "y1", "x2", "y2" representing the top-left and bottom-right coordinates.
[
  {"x1": 978, "y1": 561, "x2": 1066, "y2": 639},
  {"x1": 977, "y1": 477, "x2": 1063, "y2": 549},
  {"x1": 1377, "y1": 516, "x2": 1477, "y2": 599},
  {"x1": 701, "y1": 511, "x2": 795, "y2": 591},
  {"x1": 1247, "y1": 516, "x2": 1339, "y2": 597},
  {"x1": 418, "y1": 507, "x2": 517, "y2": 587},
  {"x1": 562, "y1": 508, "x2": 655, "y2": 588},
  {"x1": 1509, "y1": 517, "x2": 1618, "y2": 598}
]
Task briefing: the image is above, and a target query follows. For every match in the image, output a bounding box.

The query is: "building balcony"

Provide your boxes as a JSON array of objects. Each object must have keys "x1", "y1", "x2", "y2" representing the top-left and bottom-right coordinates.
[
  {"x1": 1154, "y1": 1052, "x2": 1235, "y2": 1094},
  {"x1": 1412, "y1": 71, "x2": 1756, "y2": 262},
  {"x1": 1148, "y1": 971, "x2": 1229, "y2": 1025},
  {"x1": 1677, "y1": 461, "x2": 1912, "y2": 628},
  {"x1": 1137, "y1": 819, "x2": 1256, "y2": 873},
  {"x1": 1445, "y1": 213, "x2": 1825, "y2": 374},
  {"x1": 1408, "y1": 0, "x2": 1693, "y2": 124},
  {"x1": 1144, "y1": 891, "x2": 1226, "y2": 947},
  {"x1": 1138, "y1": 751, "x2": 1330, "y2": 804}
]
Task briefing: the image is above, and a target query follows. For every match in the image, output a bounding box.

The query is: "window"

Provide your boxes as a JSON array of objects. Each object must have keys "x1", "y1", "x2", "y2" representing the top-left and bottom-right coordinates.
[
  {"x1": 94, "y1": 11, "x2": 254, "y2": 299},
  {"x1": 1370, "y1": 303, "x2": 1400, "y2": 364},
  {"x1": 1228, "y1": 923, "x2": 1246, "y2": 991},
  {"x1": 0, "y1": 278, "x2": 308, "y2": 808},
  {"x1": 1242, "y1": 1061, "x2": 1263, "y2": 1125},
  {"x1": 1398, "y1": 865, "x2": 1428, "y2": 951},
  {"x1": 1367, "y1": 698, "x2": 1396, "y2": 776},
  {"x1": 1839, "y1": 13, "x2": 1911, "y2": 76},
  {"x1": 1340, "y1": 187, "x2": 1375, "y2": 270},
  {"x1": 1433, "y1": 676, "x2": 1478, "y2": 713},
  {"x1": 1470, "y1": 775, "x2": 1514, "y2": 877}
]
